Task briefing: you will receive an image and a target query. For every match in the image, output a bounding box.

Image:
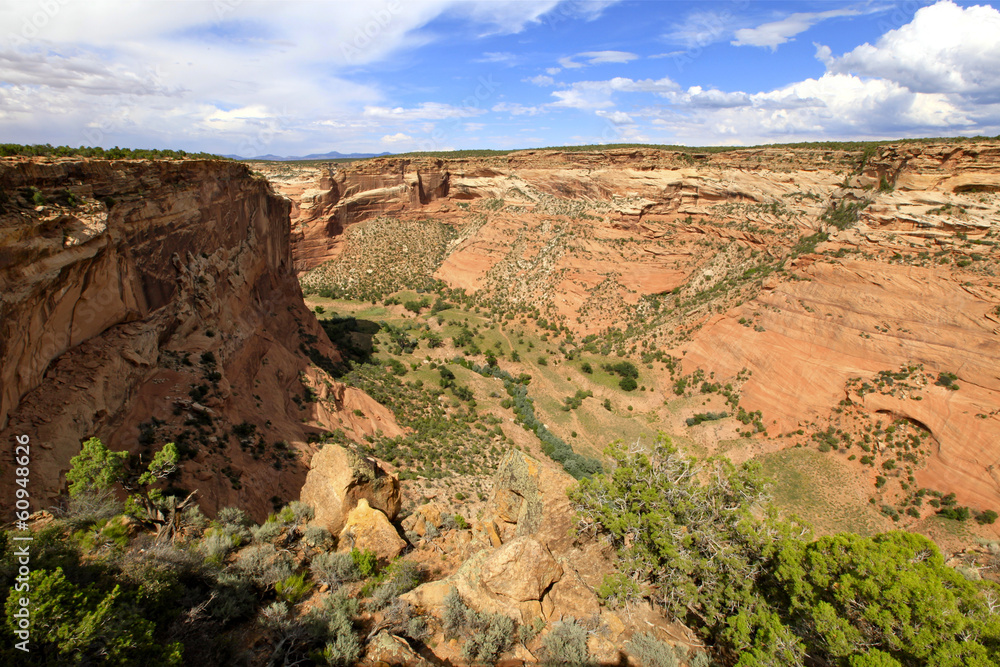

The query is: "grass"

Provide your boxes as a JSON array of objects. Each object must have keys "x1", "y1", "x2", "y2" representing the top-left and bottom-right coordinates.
[{"x1": 760, "y1": 448, "x2": 885, "y2": 536}]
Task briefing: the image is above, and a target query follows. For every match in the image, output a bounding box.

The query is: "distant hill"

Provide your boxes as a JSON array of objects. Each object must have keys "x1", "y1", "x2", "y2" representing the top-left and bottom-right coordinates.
[{"x1": 228, "y1": 150, "x2": 392, "y2": 161}]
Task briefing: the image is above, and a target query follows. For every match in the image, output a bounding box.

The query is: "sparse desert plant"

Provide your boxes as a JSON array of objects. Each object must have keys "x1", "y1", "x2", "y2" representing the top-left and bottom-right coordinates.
[
  {"x1": 625, "y1": 632, "x2": 679, "y2": 667},
  {"x1": 302, "y1": 525, "x2": 334, "y2": 549},
  {"x1": 463, "y1": 610, "x2": 516, "y2": 664},
  {"x1": 443, "y1": 586, "x2": 468, "y2": 638},
  {"x1": 350, "y1": 547, "x2": 378, "y2": 577},
  {"x1": 209, "y1": 571, "x2": 256, "y2": 624},
  {"x1": 275, "y1": 571, "x2": 314, "y2": 604},
  {"x1": 251, "y1": 519, "x2": 284, "y2": 544},
  {"x1": 235, "y1": 543, "x2": 294, "y2": 587},
  {"x1": 541, "y1": 619, "x2": 591, "y2": 665},
  {"x1": 216, "y1": 506, "x2": 252, "y2": 527},
  {"x1": 369, "y1": 560, "x2": 422, "y2": 609},
  {"x1": 311, "y1": 551, "x2": 361, "y2": 587}
]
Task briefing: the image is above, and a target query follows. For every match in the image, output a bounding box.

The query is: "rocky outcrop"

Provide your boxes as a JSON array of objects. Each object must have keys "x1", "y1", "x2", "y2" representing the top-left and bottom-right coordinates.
[
  {"x1": 300, "y1": 444, "x2": 401, "y2": 536},
  {"x1": 0, "y1": 157, "x2": 400, "y2": 519},
  {"x1": 400, "y1": 449, "x2": 682, "y2": 664},
  {"x1": 337, "y1": 498, "x2": 406, "y2": 561}
]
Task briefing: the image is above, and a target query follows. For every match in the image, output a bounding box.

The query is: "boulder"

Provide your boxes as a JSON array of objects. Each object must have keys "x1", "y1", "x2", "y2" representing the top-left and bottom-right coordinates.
[
  {"x1": 338, "y1": 499, "x2": 406, "y2": 561},
  {"x1": 480, "y1": 537, "x2": 562, "y2": 602},
  {"x1": 300, "y1": 444, "x2": 401, "y2": 536}
]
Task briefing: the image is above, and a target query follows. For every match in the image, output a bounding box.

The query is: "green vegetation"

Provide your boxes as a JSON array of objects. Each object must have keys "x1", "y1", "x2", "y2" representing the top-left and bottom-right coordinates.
[
  {"x1": 570, "y1": 435, "x2": 1000, "y2": 666},
  {"x1": 685, "y1": 411, "x2": 728, "y2": 427},
  {"x1": 0, "y1": 143, "x2": 226, "y2": 160},
  {"x1": 0, "y1": 439, "x2": 438, "y2": 665}
]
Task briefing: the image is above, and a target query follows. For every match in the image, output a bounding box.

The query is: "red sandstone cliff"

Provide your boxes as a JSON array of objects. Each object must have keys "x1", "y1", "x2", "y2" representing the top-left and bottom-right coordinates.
[{"x1": 0, "y1": 158, "x2": 398, "y2": 519}]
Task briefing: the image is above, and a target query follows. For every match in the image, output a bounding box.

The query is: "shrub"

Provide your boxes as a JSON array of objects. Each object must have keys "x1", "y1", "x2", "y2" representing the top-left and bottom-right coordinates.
[
  {"x1": 308, "y1": 593, "x2": 361, "y2": 666},
  {"x1": 251, "y1": 520, "x2": 283, "y2": 544},
  {"x1": 463, "y1": 611, "x2": 516, "y2": 664},
  {"x1": 541, "y1": 619, "x2": 591, "y2": 665},
  {"x1": 619, "y1": 376, "x2": 638, "y2": 392},
  {"x1": 370, "y1": 560, "x2": 422, "y2": 609},
  {"x1": 209, "y1": 571, "x2": 256, "y2": 624},
  {"x1": 311, "y1": 552, "x2": 361, "y2": 587},
  {"x1": 201, "y1": 530, "x2": 238, "y2": 563},
  {"x1": 443, "y1": 586, "x2": 468, "y2": 638},
  {"x1": 625, "y1": 632, "x2": 679, "y2": 667},
  {"x1": 977, "y1": 510, "x2": 999, "y2": 525},
  {"x1": 275, "y1": 571, "x2": 314, "y2": 604},
  {"x1": 444, "y1": 586, "x2": 516, "y2": 662},
  {"x1": 235, "y1": 544, "x2": 294, "y2": 587},
  {"x1": 351, "y1": 548, "x2": 378, "y2": 577},
  {"x1": 217, "y1": 506, "x2": 252, "y2": 527},
  {"x1": 302, "y1": 525, "x2": 334, "y2": 549}
]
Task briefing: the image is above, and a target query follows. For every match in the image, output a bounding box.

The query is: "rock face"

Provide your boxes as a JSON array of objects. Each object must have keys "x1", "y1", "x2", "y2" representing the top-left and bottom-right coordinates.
[
  {"x1": 300, "y1": 444, "x2": 401, "y2": 536},
  {"x1": 337, "y1": 498, "x2": 406, "y2": 561},
  {"x1": 0, "y1": 157, "x2": 400, "y2": 519}
]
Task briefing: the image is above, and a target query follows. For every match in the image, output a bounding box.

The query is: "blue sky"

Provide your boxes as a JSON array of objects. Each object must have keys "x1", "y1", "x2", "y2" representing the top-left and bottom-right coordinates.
[{"x1": 2, "y1": 0, "x2": 999, "y2": 155}]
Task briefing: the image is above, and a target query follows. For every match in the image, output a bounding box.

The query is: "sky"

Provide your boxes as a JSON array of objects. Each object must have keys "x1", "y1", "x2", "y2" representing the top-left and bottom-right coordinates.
[{"x1": 1, "y1": 0, "x2": 999, "y2": 156}]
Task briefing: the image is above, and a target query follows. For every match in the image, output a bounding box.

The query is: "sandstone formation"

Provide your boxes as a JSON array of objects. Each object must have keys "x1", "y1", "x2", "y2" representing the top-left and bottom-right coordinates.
[
  {"x1": 300, "y1": 443, "x2": 401, "y2": 536},
  {"x1": 0, "y1": 157, "x2": 400, "y2": 519},
  {"x1": 337, "y1": 498, "x2": 406, "y2": 561}
]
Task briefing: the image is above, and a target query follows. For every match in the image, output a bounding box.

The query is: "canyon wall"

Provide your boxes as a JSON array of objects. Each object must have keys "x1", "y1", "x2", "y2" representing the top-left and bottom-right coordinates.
[{"x1": 0, "y1": 158, "x2": 397, "y2": 518}]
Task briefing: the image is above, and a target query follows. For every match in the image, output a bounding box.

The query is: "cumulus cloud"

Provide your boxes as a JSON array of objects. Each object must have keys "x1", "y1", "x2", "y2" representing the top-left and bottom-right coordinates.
[
  {"x1": 731, "y1": 8, "x2": 861, "y2": 51},
  {"x1": 825, "y1": 0, "x2": 1000, "y2": 102},
  {"x1": 380, "y1": 132, "x2": 413, "y2": 144}
]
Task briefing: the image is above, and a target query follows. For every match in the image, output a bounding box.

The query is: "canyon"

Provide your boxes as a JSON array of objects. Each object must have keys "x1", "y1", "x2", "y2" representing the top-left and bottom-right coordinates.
[
  {"x1": 2, "y1": 141, "x2": 999, "y2": 664},
  {"x1": 258, "y1": 141, "x2": 1000, "y2": 516}
]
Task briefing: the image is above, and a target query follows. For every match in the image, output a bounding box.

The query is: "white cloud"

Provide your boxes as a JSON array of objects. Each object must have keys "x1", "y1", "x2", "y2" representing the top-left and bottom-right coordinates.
[
  {"x1": 478, "y1": 51, "x2": 519, "y2": 65},
  {"x1": 825, "y1": 0, "x2": 1000, "y2": 102},
  {"x1": 381, "y1": 132, "x2": 413, "y2": 144},
  {"x1": 732, "y1": 8, "x2": 861, "y2": 51},
  {"x1": 524, "y1": 75, "x2": 555, "y2": 86},
  {"x1": 549, "y1": 77, "x2": 679, "y2": 110},
  {"x1": 0, "y1": 0, "x2": 611, "y2": 154},
  {"x1": 595, "y1": 109, "x2": 634, "y2": 124},
  {"x1": 545, "y1": 67, "x2": 561, "y2": 75},
  {"x1": 363, "y1": 102, "x2": 487, "y2": 121},
  {"x1": 492, "y1": 102, "x2": 544, "y2": 116},
  {"x1": 667, "y1": 10, "x2": 739, "y2": 49},
  {"x1": 557, "y1": 50, "x2": 637, "y2": 69}
]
